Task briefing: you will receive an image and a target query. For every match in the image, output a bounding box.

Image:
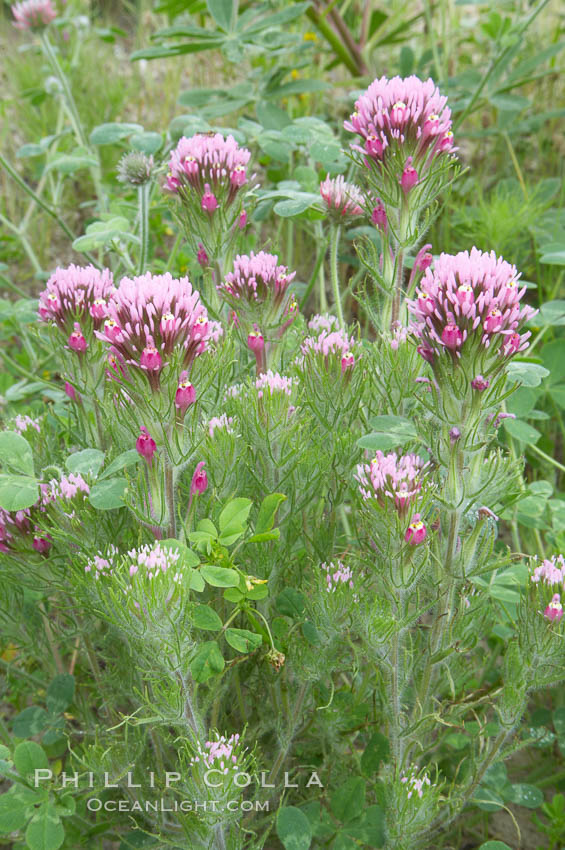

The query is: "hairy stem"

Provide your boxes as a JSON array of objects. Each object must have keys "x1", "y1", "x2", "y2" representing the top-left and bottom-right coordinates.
[
  {"x1": 138, "y1": 182, "x2": 150, "y2": 274},
  {"x1": 329, "y1": 225, "x2": 344, "y2": 328}
]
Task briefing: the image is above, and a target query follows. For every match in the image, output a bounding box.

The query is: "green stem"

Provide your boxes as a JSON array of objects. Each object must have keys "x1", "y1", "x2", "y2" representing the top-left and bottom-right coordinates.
[
  {"x1": 137, "y1": 182, "x2": 150, "y2": 274},
  {"x1": 329, "y1": 224, "x2": 344, "y2": 328},
  {"x1": 270, "y1": 682, "x2": 309, "y2": 785}
]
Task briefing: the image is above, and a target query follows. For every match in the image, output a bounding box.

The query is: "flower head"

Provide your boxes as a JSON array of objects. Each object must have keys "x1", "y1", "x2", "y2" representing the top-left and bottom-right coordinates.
[
  {"x1": 300, "y1": 328, "x2": 356, "y2": 375},
  {"x1": 219, "y1": 252, "x2": 297, "y2": 338},
  {"x1": 13, "y1": 415, "x2": 40, "y2": 436},
  {"x1": 255, "y1": 371, "x2": 295, "y2": 398},
  {"x1": 189, "y1": 733, "x2": 245, "y2": 775},
  {"x1": 356, "y1": 451, "x2": 426, "y2": 515},
  {"x1": 208, "y1": 414, "x2": 234, "y2": 438},
  {"x1": 407, "y1": 248, "x2": 537, "y2": 364},
  {"x1": 530, "y1": 555, "x2": 565, "y2": 587},
  {"x1": 345, "y1": 75, "x2": 454, "y2": 164},
  {"x1": 97, "y1": 272, "x2": 207, "y2": 391},
  {"x1": 12, "y1": 0, "x2": 56, "y2": 30},
  {"x1": 321, "y1": 561, "x2": 354, "y2": 592},
  {"x1": 39, "y1": 264, "x2": 115, "y2": 337},
  {"x1": 544, "y1": 594, "x2": 563, "y2": 624},
  {"x1": 117, "y1": 151, "x2": 154, "y2": 186},
  {"x1": 320, "y1": 175, "x2": 365, "y2": 222},
  {"x1": 175, "y1": 371, "x2": 196, "y2": 414},
  {"x1": 190, "y1": 461, "x2": 208, "y2": 496},
  {"x1": 166, "y1": 133, "x2": 251, "y2": 208}
]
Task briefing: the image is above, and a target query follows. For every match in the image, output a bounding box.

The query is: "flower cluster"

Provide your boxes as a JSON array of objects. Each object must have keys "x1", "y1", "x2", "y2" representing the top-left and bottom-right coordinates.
[
  {"x1": 407, "y1": 248, "x2": 537, "y2": 367},
  {"x1": 166, "y1": 133, "x2": 251, "y2": 206},
  {"x1": 13, "y1": 415, "x2": 41, "y2": 436},
  {"x1": 321, "y1": 561, "x2": 354, "y2": 592},
  {"x1": 255, "y1": 371, "x2": 295, "y2": 398},
  {"x1": 307, "y1": 314, "x2": 339, "y2": 334},
  {"x1": 345, "y1": 76, "x2": 454, "y2": 166},
  {"x1": 531, "y1": 555, "x2": 565, "y2": 587},
  {"x1": 401, "y1": 767, "x2": 434, "y2": 800},
  {"x1": 85, "y1": 542, "x2": 182, "y2": 584},
  {"x1": 300, "y1": 328, "x2": 356, "y2": 374},
  {"x1": 42, "y1": 473, "x2": 90, "y2": 503},
  {"x1": 97, "y1": 272, "x2": 208, "y2": 392},
  {"x1": 356, "y1": 451, "x2": 426, "y2": 515},
  {"x1": 39, "y1": 264, "x2": 116, "y2": 348},
  {"x1": 319, "y1": 175, "x2": 365, "y2": 223},
  {"x1": 219, "y1": 252, "x2": 297, "y2": 343},
  {"x1": 189, "y1": 733, "x2": 244, "y2": 775},
  {"x1": 208, "y1": 414, "x2": 234, "y2": 438},
  {"x1": 12, "y1": 0, "x2": 56, "y2": 30}
]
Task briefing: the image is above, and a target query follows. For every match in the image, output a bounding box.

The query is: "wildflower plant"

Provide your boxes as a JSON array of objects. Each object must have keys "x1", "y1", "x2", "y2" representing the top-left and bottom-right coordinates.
[{"x1": 1, "y1": 49, "x2": 563, "y2": 850}]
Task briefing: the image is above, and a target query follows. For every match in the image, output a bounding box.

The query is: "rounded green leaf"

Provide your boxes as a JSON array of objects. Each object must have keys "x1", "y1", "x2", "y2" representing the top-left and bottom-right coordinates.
[
  {"x1": 0, "y1": 432, "x2": 34, "y2": 475},
  {"x1": 0, "y1": 474, "x2": 39, "y2": 511},
  {"x1": 190, "y1": 641, "x2": 224, "y2": 682},
  {"x1": 88, "y1": 477, "x2": 128, "y2": 510},
  {"x1": 330, "y1": 777, "x2": 366, "y2": 823},
  {"x1": 193, "y1": 605, "x2": 223, "y2": 631},
  {"x1": 89, "y1": 122, "x2": 144, "y2": 145},
  {"x1": 218, "y1": 498, "x2": 252, "y2": 532},
  {"x1": 225, "y1": 628, "x2": 263, "y2": 653},
  {"x1": 25, "y1": 803, "x2": 64, "y2": 850},
  {"x1": 130, "y1": 132, "x2": 163, "y2": 155},
  {"x1": 507, "y1": 783, "x2": 544, "y2": 808},
  {"x1": 0, "y1": 790, "x2": 33, "y2": 833},
  {"x1": 14, "y1": 741, "x2": 49, "y2": 778},
  {"x1": 65, "y1": 449, "x2": 104, "y2": 478},
  {"x1": 276, "y1": 806, "x2": 312, "y2": 850},
  {"x1": 99, "y1": 449, "x2": 140, "y2": 480},
  {"x1": 276, "y1": 588, "x2": 307, "y2": 618},
  {"x1": 13, "y1": 706, "x2": 49, "y2": 738},
  {"x1": 478, "y1": 843, "x2": 513, "y2": 850},
  {"x1": 200, "y1": 565, "x2": 240, "y2": 587}
]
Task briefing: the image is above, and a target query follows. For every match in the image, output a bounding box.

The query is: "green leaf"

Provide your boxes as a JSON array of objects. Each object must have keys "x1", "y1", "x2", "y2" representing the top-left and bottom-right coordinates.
[
  {"x1": 99, "y1": 449, "x2": 140, "y2": 480},
  {"x1": 46, "y1": 674, "x2": 75, "y2": 715},
  {"x1": 188, "y1": 570, "x2": 205, "y2": 592},
  {"x1": 160, "y1": 539, "x2": 200, "y2": 568},
  {"x1": 276, "y1": 806, "x2": 312, "y2": 850},
  {"x1": 343, "y1": 805, "x2": 385, "y2": 846},
  {"x1": 130, "y1": 132, "x2": 163, "y2": 155},
  {"x1": 13, "y1": 707, "x2": 49, "y2": 738},
  {"x1": 17, "y1": 144, "x2": 45, "y2": 159},
  {"x1": 478, "y1": 842, "x2": 513, "y2": 850},
  {"x1": 0, "y1": 789, "x2": 34, "y2": 833},
  {"x1": 506, "y1": 361, "x2": 550, "y2": 387},
  {"x1": 88, "y1": 478, "x2": 128, "y2": 510},
  {"x1": 301, "y1": 621, "x2": 320, "y2": 645},
  {"x1": 247, "y1": 529, "x2": 280, "y2": 543},
  {"x1": 361, "y1": 732, "x2": 390, "y2": 776},
  {"x1": 0, "y1": 431, "x2": 34, "y2": 475},
  {"x1": 225, "y1": 628, "x2": 262, "y2": 653},
  {"x1": 540, "y1": 252, "x2": 565, "y2": 267},
  {"x1": 502, "y1": 418, "x2": 541, "y2": 445},
  {"x1": 65, "y1": 449, "x2": 105, "y2": 478},
  {"x1": 256, "y1": 493, "x2": 286, "y2": 534},
  {"x1": 14, "y1": 741, "x2": 48, "y2": 778},
  {"x1": 274, "y1": 196, "x2": 318, "y2": 217},
  {"x1": 89, "y1": 123, "x2": 144, "y2": 145},
  {"x1": 25, "y1": 803, "x2": 64, "y2": 850},
  {"x1": 193, "y1": 605, "x2": 223, "y2": 631},
  {"x1": 207, "y1": 0, "x2": 233, "y2": 30},
  {"x1": 276, "y1": 588, "x2": 307, "y2": 618},
  {"x1": 190, "y1": 641, "x2": 224, "y2": 682},
  {"x1": 0, "y1": 474, "x2": 39, "y2": 511},
  {"x1": 200, "y1": 565, "x2": 240, "y2": 587},
  {"x1": 358, "y1": 416, "x2": 418, "y2": 452},
  {"x1": 330, "y1": 777, "x2": 366, "y2": 823},
  {"x1": 218, "y1": 497, "x2": 253, "y2": 532},
  {"x1": 44, "y1": 152, "x2": 98, "y2": 174},
  {"x1": 507, "y1": 783, "x2": 544, "y2": 808}
]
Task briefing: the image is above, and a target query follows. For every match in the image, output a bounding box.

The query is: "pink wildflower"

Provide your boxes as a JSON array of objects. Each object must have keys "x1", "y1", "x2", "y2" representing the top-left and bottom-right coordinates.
[
  {"x1": 208, "y1": 414, "x2": 234, "y2": 438},
  {"x1": 14, "y1": 415, "x2": 40, "y2": 436},
  {"x1": 175, "y1": 371, "x2": 196, "y2": 414},
  {"x1": 165, "y1": 133, "x2": 251, "y2": 208},
  {"x1": 97, "y1": 272, "x2": 207, "y2": 391},
  {"x1": 356, "y1": 451, "x2": 426, "y2": 516},
  {"x1": 471, "y1": 375, "x2": 490, "y2": 392},
  {"x1": 321, "y1": 561, "x2": 355, "y2": 592},
  {"x1": 255, "y1": 371, "x2": 295, "y2": 398},
  {"x1": 39, "y1": 264, "x2": 115, "y2": 335},
  {"x1": 201, "y1": 183, "x2": 218, "y2": 213},
  {"x1": 189, "y1": 733, "x2": 244, "y2": 774},
  {"x1": 197, "y1": 243, "x2": 209, "y2": 268},
  {"x1": 12, "y1": 0, "x2": 56, "y2": 30},
  {"x1": 301, "y1": 329, "x2": 356, "y2": 375},
  {"x1": 345, "y1": 76, "x2": 454, "y2": 164},
  {"x1": 68, "y1": 323, "x2": 87, "y2": 353},
  {"x1": 531, "y1": 555, "x2": 565, "y2": 587},
  {"x1": 400, "y1": 157, "x2": 419, "y2": 192},
  {"x1": 407, "y1": 248, "x2": 537, "y2": 363},
  {"x1": 371, "y1": 201, "x2": 387, "y2": 230},
  {"x1": 544, "y1": 594, "x2": 563, "y2": 624},
  {"x1": 190, "y1": 461, "x2": 208, "y2": 496},
  {"x1": 319, "y1": 174, "x2": 365, "y2": 221},
  {"x1": 405, "y1": 513, "x2": 427, "y2": 545}
]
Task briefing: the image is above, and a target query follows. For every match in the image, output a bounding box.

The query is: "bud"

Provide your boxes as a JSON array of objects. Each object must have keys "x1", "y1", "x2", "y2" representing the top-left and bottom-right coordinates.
[
  {"x1": 449, "y1": 427, "x2": 461, "y2": 444},
  {"x1": 471, "y1": 375, "x2": 490, "y2": 392},
  {"x1": 136, "y1": 426, "x2": 156, "y2": 462},
  {"x1": 544, "y1": 594, "x2": 563, "y2": 624},
  {"x1": 190, "y1": 461, "x2": 208, "y2": 496},
  {"x1": 201, "y1": 184, "x2": 218, "y2": 214},
  {"x1": 175, "y1": 371, "x2": 196, "y2": 414},
  {"x1": 197, "y1": 243, "x2": 209, "y2": 269},
  {"x1": 247, "y1": 331, "x2": 264, "y2": 354},
  {"x1": 400, "y1": 157, "x2": 419, "y2": 193},
  {"x1": 230, "y1": 164, "x2": 247, "y2": 187},
  {"x1": 371, "y1": 202, "x2": 387, "y2": 230},
  {"x1": 117, "y1": 151, "x2": 154, "y2": 186},
  {"x1": 33, "y1": 536, "x2": 51, "y2": 555},
  {"x1": 404, "y1": 514, "x2": 427, "y2": 545},
  {"x1": 341, "y1": 351, "x2": 355, "y2": 373},
  {"x1": 238, "y1": 210, "x2": 248, "y2": 230},
  {"x1": 140, "y1": 345, "x2": 162, "y2": 371},
  {"x1": 441, "y1": 324, "x2": 463, "y2": 350},
  {"x1": 64, "y1": 381, "x2": 78, "y2": 402},
  {"x1": 68, "y1": 322, "x2": 87, "y2": 353}
]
